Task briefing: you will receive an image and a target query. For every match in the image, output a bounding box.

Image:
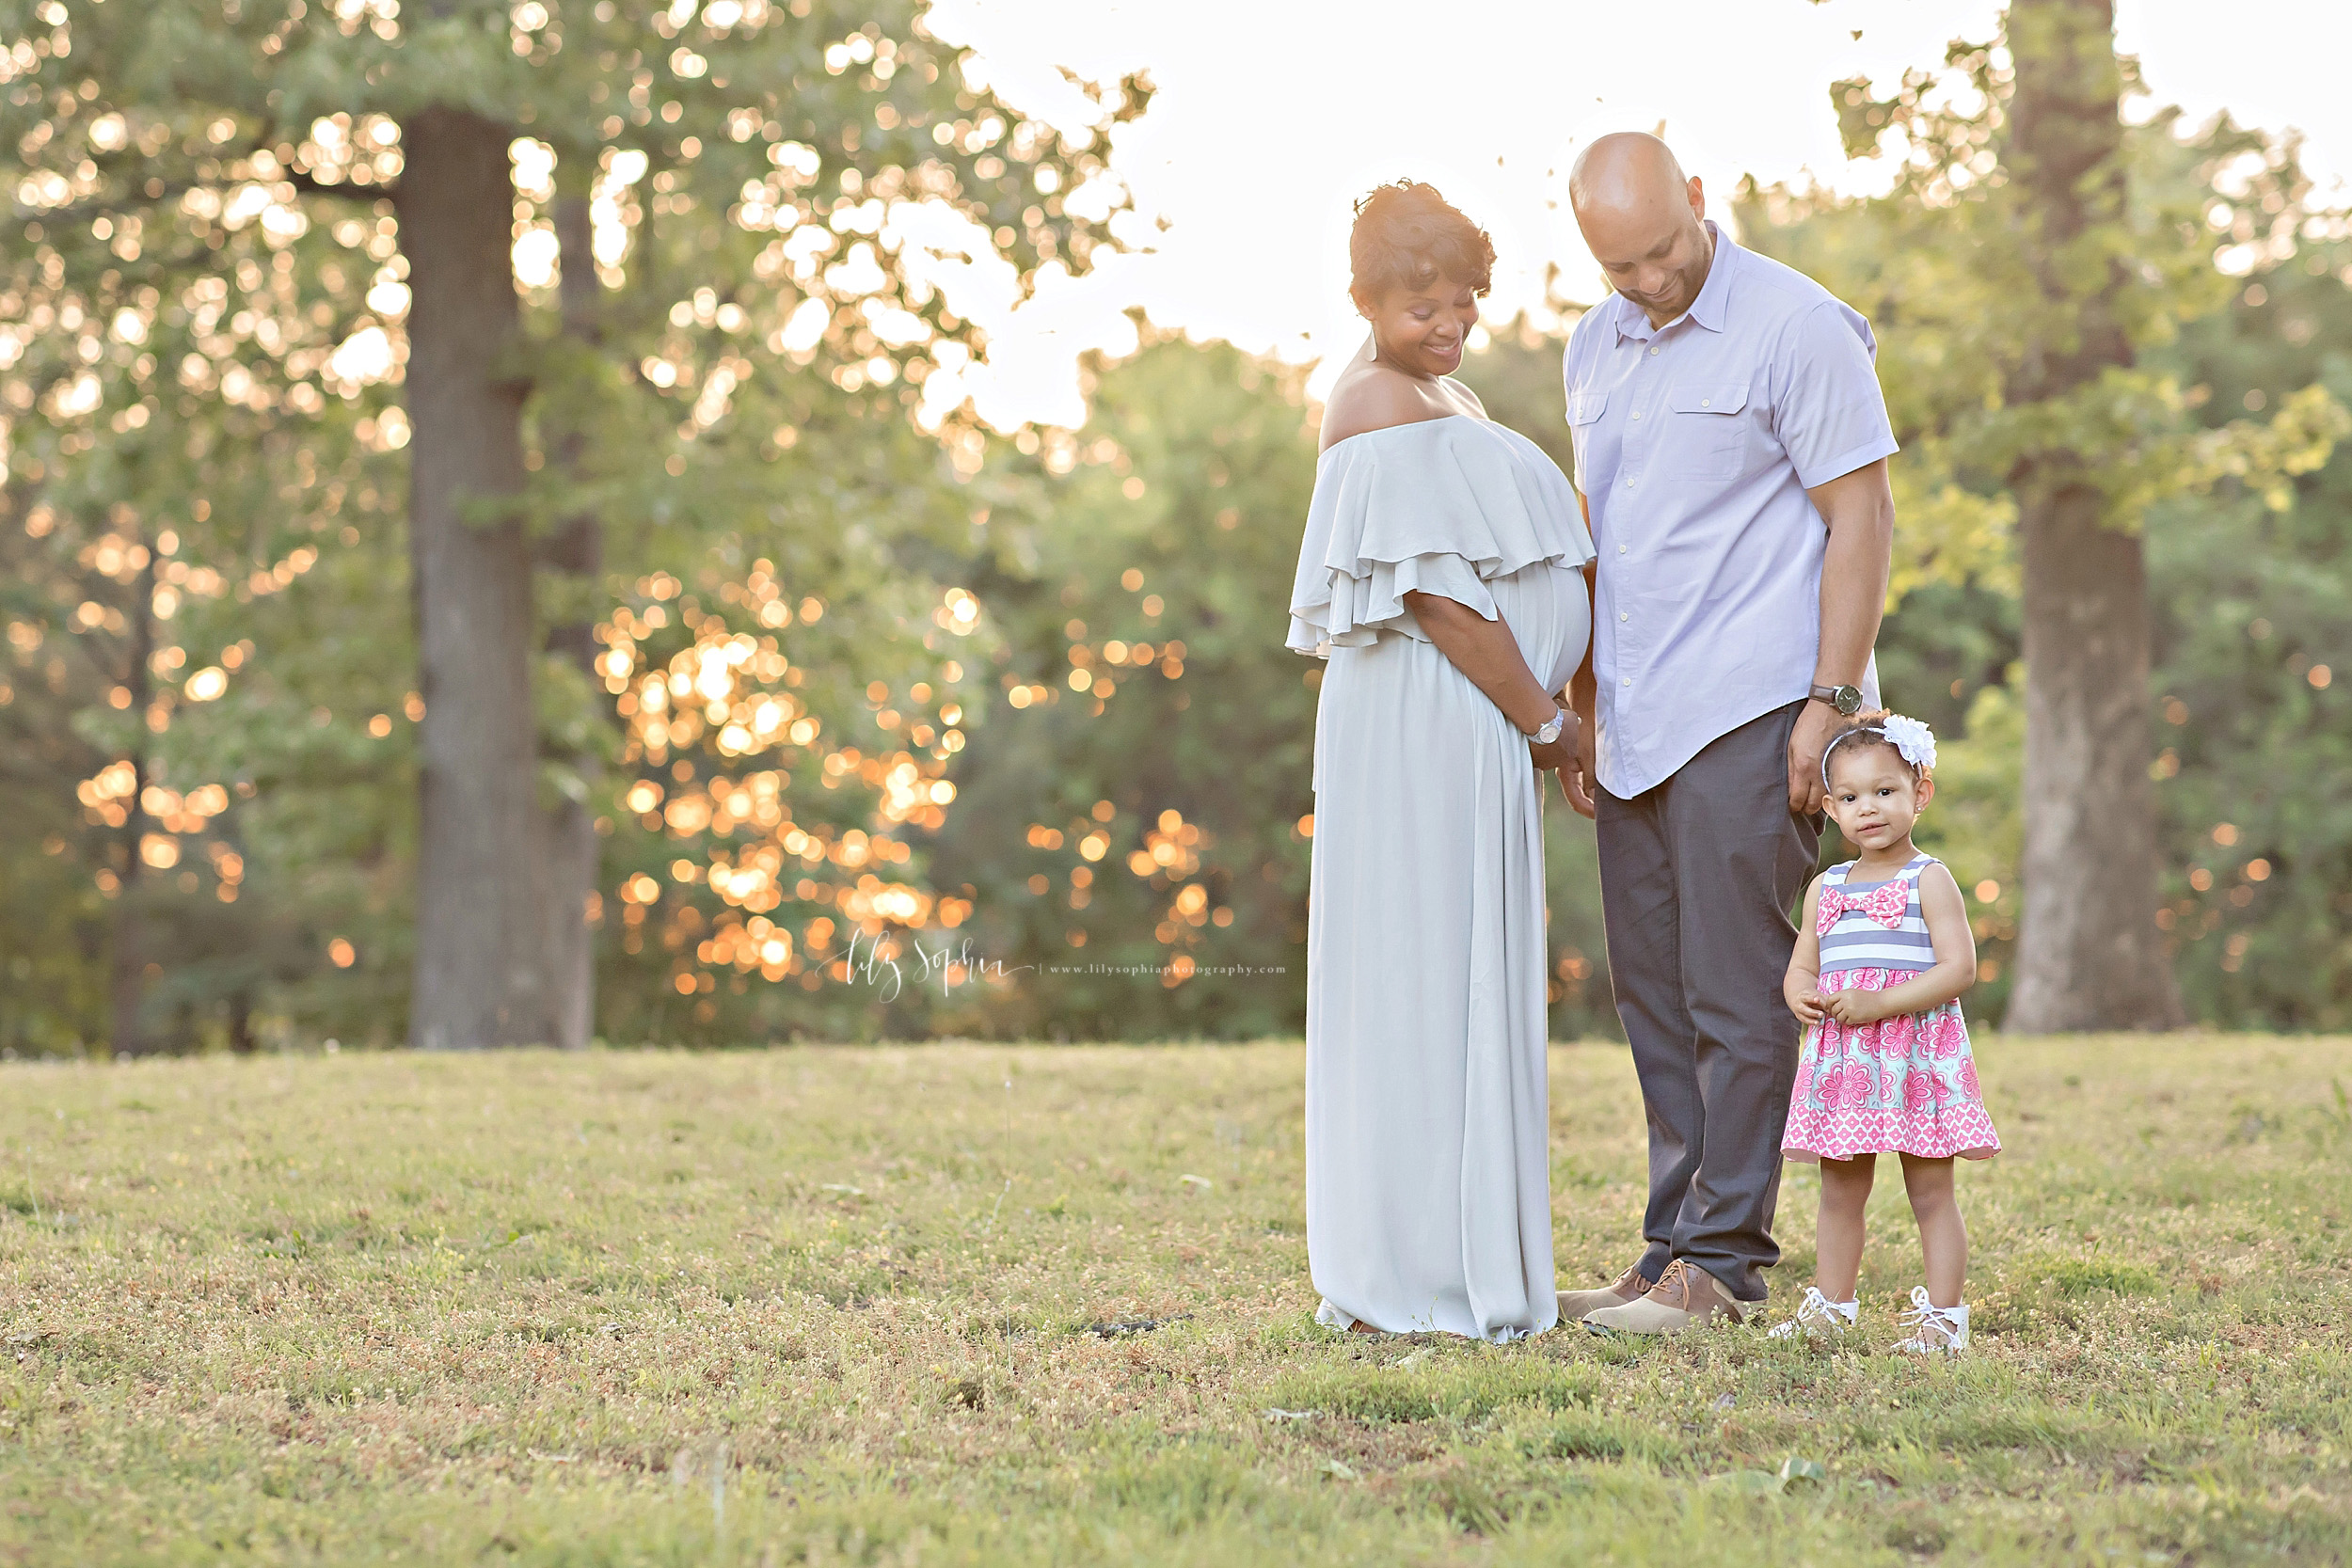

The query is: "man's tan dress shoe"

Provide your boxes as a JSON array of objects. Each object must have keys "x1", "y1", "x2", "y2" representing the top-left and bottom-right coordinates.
[
  {"x1": 1556, "y1": 1260, "x2": 1652, "y2": 1323},
  {"x1": 1581, "y1": 1259, "x2": 1749, "y2": 1336}
]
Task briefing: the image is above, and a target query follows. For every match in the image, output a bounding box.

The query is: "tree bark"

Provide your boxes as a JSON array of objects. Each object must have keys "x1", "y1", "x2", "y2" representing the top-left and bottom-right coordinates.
[
  {"x1": 1999, "y1": 0, "x2": 2186, "y2": 1032},
  {"x1": 541, "y1": 180, "x2": 604, "y2": 1051},
  {"x1": 397, "y1": 108, "x2": 555, "y2": 1049}
]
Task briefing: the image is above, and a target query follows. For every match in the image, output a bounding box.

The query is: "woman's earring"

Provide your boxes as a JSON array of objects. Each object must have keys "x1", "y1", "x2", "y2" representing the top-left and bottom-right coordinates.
[{"x1": 1364, "y1": 334, "x2": 1377, "y2": 364}]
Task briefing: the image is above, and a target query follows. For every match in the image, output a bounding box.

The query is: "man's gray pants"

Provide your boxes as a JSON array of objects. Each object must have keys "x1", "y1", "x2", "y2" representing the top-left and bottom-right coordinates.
[{"x1": 1596, "y1": 700, "x2": 1821, "y2": 1304}]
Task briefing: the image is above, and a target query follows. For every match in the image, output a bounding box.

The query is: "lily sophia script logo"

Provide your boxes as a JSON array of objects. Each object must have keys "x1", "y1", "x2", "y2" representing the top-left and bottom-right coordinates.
[
  {"x1": 838, "y1": 927, "x2": 1032, "y2": 1004},
  {"x1": 837, "y1": 924, "x2": 1286, "y2": 1003}
]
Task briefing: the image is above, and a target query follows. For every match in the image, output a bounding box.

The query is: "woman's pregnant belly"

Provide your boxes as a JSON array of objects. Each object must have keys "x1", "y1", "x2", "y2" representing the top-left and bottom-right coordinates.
[
  {"x1": 1310, "y1": 560, "x2": 1592, "y2": 798},
  {"x1": 1486, "y1": 559, "x2": 1592, "y2": 696}
]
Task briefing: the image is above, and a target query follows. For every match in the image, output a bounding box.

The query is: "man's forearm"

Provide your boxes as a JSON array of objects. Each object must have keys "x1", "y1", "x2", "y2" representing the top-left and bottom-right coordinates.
[
  {"x1": 1570, "y1": 564, "x2": 1597, "y2": 721},
  {"x1": 1809, "y1": 462, "x2": 1894, "y2": 689}
]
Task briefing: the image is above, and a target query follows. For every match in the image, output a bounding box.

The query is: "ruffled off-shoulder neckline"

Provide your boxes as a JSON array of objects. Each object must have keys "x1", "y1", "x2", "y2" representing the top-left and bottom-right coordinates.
[
  {"x1": 1317, "y1": 412, "x2": 1504, "y2": 464},
  {"x1": 1287, "y1": 413, "x2": 1594, "y2": 657}
]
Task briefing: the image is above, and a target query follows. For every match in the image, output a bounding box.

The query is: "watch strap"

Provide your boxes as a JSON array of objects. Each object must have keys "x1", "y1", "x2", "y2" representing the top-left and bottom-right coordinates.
[{"x1": 1809, "y1": 683, "x2": 1864, "y2": 715}]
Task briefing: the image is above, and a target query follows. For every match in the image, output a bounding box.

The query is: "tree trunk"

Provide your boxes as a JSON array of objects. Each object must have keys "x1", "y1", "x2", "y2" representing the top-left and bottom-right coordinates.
[
  {"x1": 2010, "y1": 485, "x2": 2183, "y2": 1029},
  {"x1": 1999, "y1": 0, "x2": 2186, "y2": 1032},
  {"x1": 540, "y1": 180, "x2": 604, "y2": 1051},
  {"x1": 398, "y1": 108, "x2": 554, "y2": 1050}
]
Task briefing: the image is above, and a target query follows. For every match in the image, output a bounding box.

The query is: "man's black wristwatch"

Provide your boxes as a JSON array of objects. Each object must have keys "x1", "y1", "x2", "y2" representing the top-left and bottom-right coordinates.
[{"x1": 1809, "y1": 682, "x2": 1865, "y2": 716}]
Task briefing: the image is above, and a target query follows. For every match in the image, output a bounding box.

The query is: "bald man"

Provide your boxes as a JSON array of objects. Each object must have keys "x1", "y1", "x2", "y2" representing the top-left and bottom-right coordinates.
[{"x1": 1553, "y1": 134, "x2": 1899, "y2": 1335}]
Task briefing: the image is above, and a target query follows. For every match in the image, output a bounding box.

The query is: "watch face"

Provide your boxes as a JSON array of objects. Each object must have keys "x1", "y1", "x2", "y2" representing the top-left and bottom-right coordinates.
[{"x1": 1836, "y1": 686, "x2": 1864, "y2": 715}]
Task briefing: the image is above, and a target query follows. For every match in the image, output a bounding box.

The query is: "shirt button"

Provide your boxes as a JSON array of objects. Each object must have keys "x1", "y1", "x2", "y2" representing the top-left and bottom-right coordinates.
[
  {"x1": 1700, "y1": 399, "x2": 1711, "y2": 407},
  {"x1": 1617, "y1": 545, "x2": 1627, "y2": 554},
  {"x1": 1630, "y1": 412, "x2": 1642, "y2": 421},
  {"x1": 1647, "y1": 346, "x2": 1660, "y2": 357},
  {"x1": 1624, "y1": 479, "x2": 1635, "y2": 489},
  {"x1": 1621, "y1": 677, "x2": 1632, "y2": 687},
  {"x1": 1619, "y1": 611, "x2": 1629, "y2": 622}
]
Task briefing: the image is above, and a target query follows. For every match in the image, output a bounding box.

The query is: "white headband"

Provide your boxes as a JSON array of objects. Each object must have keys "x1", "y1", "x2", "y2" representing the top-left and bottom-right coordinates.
[{"x1": 1820, "y1": 712, "x2": 1938, "y2": 788}]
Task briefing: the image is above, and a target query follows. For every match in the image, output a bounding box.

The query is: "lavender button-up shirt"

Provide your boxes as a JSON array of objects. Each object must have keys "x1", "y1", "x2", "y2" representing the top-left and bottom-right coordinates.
[{"x1": 1565, "y1": 220, "x2": 1899, "y2": 800}]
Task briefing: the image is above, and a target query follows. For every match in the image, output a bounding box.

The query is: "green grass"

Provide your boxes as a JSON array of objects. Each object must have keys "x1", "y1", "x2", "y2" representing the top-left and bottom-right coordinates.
[{"x1": 2, "y1": 1035, "x2": 2348, "y2": 1565}]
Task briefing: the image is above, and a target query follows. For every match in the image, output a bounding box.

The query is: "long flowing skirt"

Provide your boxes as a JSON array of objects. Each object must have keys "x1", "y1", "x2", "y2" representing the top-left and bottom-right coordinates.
[{"x1": 1303, "y1": 561, "x2": 1587, "y2": 1340}]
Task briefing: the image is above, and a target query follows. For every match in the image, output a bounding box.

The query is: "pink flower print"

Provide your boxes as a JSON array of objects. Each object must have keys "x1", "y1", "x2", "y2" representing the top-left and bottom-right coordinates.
[
  {"x1": 1958, "y1": 1057, "x2": 1980, "y2": 1101},
  {"x1": 1877, "y1": 1014, "x2": 1915, "y2": 1059},
  {"x1": 1816, "y1": 1060, "x2": 1843, "y2": 1109},
  {"x1": 1840, "y1": 1060, "x2": 1873, "y2": 1109},
  {"x1": 1931, "y1": 1020, "x2": 1962, "y2": 1060},
  {"x1": 1903, "y1": 1071, "x2": 1935, "y2": 1116}
]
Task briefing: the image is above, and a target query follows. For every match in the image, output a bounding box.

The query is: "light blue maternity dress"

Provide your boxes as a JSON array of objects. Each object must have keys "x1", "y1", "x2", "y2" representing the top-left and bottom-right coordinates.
[{"x1": 1286, "y1": 413, "x2": 1595, "y2": 1340}]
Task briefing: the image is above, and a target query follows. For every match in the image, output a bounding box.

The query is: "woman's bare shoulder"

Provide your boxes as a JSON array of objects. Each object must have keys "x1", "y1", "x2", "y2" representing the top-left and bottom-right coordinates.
[{"x1": 1318, "y1": 365, "x2": 1447, "y2": 452}]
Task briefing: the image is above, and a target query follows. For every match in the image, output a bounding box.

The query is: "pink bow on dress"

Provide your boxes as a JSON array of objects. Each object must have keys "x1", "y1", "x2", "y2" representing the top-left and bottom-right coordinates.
[{"x1": 1816, "y1": 879, "x2": 1908, "y2": 935}]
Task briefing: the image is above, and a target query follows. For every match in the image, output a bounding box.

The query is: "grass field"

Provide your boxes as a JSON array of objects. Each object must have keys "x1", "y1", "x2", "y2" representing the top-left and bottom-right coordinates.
[{"x1": 3, "y1": 1035, "x2": 2349, "y2": 1566}]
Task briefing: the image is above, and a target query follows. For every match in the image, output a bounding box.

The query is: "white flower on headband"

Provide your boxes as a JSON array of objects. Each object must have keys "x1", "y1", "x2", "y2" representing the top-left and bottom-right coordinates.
[{"x1": 1879, "y1": 713, "x2": 1937, "y2": 772}]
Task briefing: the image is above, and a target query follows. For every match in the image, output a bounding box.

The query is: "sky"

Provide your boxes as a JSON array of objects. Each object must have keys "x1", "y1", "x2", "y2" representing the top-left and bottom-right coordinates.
[{"x1": 906, "y1": 0, "x2": 2352, "y2": 429}]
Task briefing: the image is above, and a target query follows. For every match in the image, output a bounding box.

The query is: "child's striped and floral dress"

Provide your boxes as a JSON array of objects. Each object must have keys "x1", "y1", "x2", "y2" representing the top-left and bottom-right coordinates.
[{"x1": 1781, "y1": 851, "x2": 2000, "y2": 1164}]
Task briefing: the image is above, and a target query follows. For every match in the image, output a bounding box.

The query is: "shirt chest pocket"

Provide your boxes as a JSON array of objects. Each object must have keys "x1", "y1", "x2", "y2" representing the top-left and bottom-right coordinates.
[{"x1": 1666, "y1": 383, "x2": 1753, "y2": 480}]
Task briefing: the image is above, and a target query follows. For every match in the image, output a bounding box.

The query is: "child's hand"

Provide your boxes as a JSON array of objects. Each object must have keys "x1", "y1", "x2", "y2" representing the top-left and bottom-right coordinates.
[
  {"x1": 1823, "y1": 990, "x2": 1883, "y2": 1025},
  {"x1": 1788, "y1": 989, "x2": 1826, "y2": 1023}
]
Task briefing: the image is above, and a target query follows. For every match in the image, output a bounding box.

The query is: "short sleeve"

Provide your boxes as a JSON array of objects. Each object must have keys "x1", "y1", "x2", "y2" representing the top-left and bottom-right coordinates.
[
  {"x1": 1559, "y1": 317, "x2": 1592, "y2": 493},
  {"x1": 1562, "y1": 314, "x2": 1599, "y2": 493},
  {"x1": 1321, "y1": 550, "x2": 1500, "y2": 647},
  {"x1": 1772, "y1": 300, "x2": 1899, "y2": 490}
]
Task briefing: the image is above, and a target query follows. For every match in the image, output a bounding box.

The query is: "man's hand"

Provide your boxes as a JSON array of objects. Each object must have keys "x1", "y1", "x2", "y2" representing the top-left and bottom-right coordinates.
[
  {"x1": 1528, "y1": 732, "x2": 1574, "y2": 774},
  {"x1": 1560, "y1": 710, "x2": 1597, "y2": 818},
  {"x1": 1788, "y1": 698, "x2": 1840, "y2": 816}
]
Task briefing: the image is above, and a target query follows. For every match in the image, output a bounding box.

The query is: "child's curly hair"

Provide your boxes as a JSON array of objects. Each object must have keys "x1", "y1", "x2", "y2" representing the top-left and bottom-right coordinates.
[{"x1": 1820, "y1": 707, "x2": 1935, "y2": 789}]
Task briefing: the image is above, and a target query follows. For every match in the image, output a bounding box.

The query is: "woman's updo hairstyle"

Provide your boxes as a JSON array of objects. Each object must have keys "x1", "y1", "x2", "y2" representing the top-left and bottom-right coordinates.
[{"x1": 1349, "y1": 181, "x2": 1495, "y2": 307}]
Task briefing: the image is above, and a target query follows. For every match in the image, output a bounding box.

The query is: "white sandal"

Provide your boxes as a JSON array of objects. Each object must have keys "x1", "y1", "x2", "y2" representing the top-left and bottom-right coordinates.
[
  {"x1": 1894, "y1": 1286, "x2": 1970, "y2": 1354},
  {"x1": 1766, "y1": 1285, "x2": 1857, "y2": 1340}
]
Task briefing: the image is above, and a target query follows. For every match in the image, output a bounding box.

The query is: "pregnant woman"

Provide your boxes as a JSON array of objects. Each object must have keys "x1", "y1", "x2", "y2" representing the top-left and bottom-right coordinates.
[{"x1": 1288, "y1": 182, "x2": 1596, "y2": 1339}]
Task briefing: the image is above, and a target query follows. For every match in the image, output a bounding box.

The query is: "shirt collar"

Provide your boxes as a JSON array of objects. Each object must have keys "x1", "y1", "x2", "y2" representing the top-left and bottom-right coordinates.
[
  {"x1": 1686, "y1": 219, "x2": 1736, "y2": 332},
  {"x1": 1610, "y1": 218, "x2": 1737, "y2": 341}
]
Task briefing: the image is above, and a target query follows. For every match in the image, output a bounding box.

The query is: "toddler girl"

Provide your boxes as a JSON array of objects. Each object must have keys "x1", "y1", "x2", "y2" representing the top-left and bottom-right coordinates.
[{"x1": 1772, "y1": 711, "x2": 2000, "y2": 1354}]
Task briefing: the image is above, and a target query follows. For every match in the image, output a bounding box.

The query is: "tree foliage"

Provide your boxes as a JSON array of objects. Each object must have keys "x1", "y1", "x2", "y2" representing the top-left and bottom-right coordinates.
[
  {"x1": 8, "y1": 4, "x2": 2349, "y2": 1049},
  {"x1": 1738, "y1": 8, "x2": 2346, "y2": 1029},
  {"x1": 0, "y1": 0, "x2": 1149, "y2": 1047},
  {"x1": 1915, "y1": 245, "x2": 2352, "y2": 1030}
]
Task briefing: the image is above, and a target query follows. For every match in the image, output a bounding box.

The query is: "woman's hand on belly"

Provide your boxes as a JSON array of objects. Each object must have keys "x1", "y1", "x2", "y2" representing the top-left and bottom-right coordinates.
[{"x1": 1401, "y1": 589, "x2": 1563, "y2": 737}]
